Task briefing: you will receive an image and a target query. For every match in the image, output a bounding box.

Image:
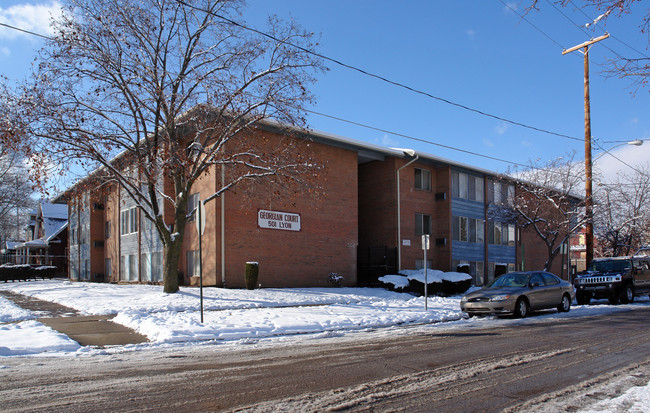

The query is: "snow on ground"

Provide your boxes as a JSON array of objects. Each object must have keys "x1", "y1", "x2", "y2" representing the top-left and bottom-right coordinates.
[
  {"x1": 1, "y1": 279, "x2": 650, "y2": 409},
  {"x1": 0, "y1": 320, "x2": 81, "y2": 356},
  {"x1": 1, "y1": 278, "x2": 648, "y2": 355},
  {"x1": 0, "y1": 295, "x2": 35, "y2": 323},
  {"x1": 578, "y1": 381, "x2": 650, "y2": 413}
]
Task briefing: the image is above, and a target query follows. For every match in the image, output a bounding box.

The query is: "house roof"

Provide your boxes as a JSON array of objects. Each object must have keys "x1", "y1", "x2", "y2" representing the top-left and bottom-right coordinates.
[
  {"x1": 54, "y1": 114, "x2": 565, "y2": 198},
  {"x1": 39, "y1": 202, "x2": 68, "y2": 220}
]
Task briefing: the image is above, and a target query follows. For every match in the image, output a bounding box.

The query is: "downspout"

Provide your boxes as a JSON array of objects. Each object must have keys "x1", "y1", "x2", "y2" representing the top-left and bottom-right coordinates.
[{"x1": 397, "y1": 152, "x2": 418, "y2": 271}]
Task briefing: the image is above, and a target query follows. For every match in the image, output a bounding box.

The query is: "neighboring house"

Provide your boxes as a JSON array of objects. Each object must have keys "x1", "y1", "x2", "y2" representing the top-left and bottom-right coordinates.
[
  {"x1": 1, "y1": 240, "x2": 23, "y2": 264},
  {"x1": 14, "y1": 202, "x2": 68, "y2": 275},
  {"x1": 61, "y1": 121, "x2": 572, "y2": 288}
]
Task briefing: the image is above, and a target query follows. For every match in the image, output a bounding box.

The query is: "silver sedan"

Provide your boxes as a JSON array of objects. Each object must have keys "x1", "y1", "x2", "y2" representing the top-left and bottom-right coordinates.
[{"x1": 460, "y1": 271, "x2": 574, "y2": 317}]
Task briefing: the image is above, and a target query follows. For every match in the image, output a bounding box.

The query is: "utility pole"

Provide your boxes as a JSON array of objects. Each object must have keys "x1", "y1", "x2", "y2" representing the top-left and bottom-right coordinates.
[{"x1": 562, "y1": 33, "x2": 609, "y2": 270}]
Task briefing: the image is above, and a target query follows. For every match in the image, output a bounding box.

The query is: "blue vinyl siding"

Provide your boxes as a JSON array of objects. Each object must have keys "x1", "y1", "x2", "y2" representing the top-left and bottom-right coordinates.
[
  {"x1": 452, "y1": 241, "x2": 485, "y2": 262},
  {"x1": 488, "y1": 244, "x2": 516, "y2": 264},
  {"x1": 451, "y1": 198, "x2": 484, "y2": 220}
]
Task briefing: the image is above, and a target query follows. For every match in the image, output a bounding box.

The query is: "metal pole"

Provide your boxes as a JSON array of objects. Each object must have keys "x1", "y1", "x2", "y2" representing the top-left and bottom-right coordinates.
[
  {"x1": 424, "y1": 243, "x2": 428, "y2": 311},
  {"x1": 198, "y1": 200, "x2": 204, "y2": 323}
]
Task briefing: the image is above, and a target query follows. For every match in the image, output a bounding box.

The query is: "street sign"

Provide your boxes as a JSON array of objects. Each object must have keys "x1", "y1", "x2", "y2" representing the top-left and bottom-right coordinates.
[
  {"x1": 195, "y1": 201, "x2": 206, "y2": 236},
  {"x1": 422, "y1": 234, "x2": 430, "y2": 310}
]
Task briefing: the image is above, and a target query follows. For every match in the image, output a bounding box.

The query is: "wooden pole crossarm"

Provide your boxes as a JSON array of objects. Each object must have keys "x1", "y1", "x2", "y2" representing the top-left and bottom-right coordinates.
[{"x1": 562, "y1": 33, "x2": 610, "y2": 55}]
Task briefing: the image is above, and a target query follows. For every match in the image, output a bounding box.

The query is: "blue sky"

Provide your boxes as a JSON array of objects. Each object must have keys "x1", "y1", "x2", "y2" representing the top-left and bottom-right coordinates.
[{"x1": 1, "y1": 0, "x2": 649, "y2": 179}]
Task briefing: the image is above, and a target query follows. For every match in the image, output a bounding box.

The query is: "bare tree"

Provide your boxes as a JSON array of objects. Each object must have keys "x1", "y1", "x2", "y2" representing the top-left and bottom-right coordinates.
[
  {"x1": 0, "y1": 79, "x2": 38, "y2": 247},
  {"x1": 492, "y1": 154, "x2": 584, "y2": 271},
  {"x1": 526, "y1": 1, "x2": 649, "y2": 89},
  {"x1": 0, "y1": 148, "x2": 37, "y2": 247},
  {"x1": 14, "y1": 0, "x2": 324, "y2": 292},
  {"x1": 593, "y1": 164, "x2": 650, "y2": 256}
]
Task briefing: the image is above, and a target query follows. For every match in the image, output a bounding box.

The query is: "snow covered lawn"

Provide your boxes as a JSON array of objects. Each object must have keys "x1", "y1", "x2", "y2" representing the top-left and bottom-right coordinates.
[{"x1": 0, "y1": 279, "x2": 649, "y2": 357}]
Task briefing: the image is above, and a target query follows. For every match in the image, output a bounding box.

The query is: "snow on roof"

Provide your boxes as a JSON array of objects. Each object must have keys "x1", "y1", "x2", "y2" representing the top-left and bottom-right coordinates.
[
  {"x1": 40, "y1": 202, "x2": 68, "y2": 220},
  {"x1": 5, "y1": 241, "x2": 23, "y2": 250},
  {"x1": 43, "y1": 219, "x2": 68, "y2": 243}
]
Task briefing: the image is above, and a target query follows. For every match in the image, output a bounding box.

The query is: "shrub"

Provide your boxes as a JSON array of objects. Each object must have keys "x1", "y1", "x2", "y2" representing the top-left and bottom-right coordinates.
[{"x1": 401, "y1": 269, "x2": 472, "y2": 297}]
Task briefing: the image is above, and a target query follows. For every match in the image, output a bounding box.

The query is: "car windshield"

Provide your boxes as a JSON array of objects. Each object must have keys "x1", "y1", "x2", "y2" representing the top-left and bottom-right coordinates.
[
  {"x1": 588, "y1": 259, "x2": 630, "y2": 273},
  {"x1": 488, "y1": 273, "x2": 530, "y2": 288}
]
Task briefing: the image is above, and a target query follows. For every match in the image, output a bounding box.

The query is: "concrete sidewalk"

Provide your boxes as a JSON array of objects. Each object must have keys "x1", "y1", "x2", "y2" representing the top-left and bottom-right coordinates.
[{"x1": 0, "y1": 290, "x2": 148, "y2": 347}]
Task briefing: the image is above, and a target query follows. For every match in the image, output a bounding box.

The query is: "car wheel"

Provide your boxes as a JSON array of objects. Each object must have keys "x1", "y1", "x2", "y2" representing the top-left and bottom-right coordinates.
[
  {"x1": 619, "y1": 284, "x2": 634, "y2": 304},
  {"x1": 576, "y1": 292, "x2": 590, "y2": 305},
  {"x1": 514, "y1": 297, "x2": 529, "y2": 318},
  {"x1": 557, "y1": 294, "x2": 571, "y2": 312}
]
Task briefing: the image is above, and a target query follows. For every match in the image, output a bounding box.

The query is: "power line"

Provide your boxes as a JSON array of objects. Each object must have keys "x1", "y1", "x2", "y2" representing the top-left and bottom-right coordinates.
[
  {"x1": 303, "y1": 107, "x2": 531, "y2": 168},
  {"x1": 498, "y1": 0, "x2": 567, "y2": 50},
  {"x1": 176, "y1": 0, "x2": 584, "y2": 143},
  {"x1": 566, "y1": 0, "x2": 649, "y2": 60},
  {"x1": 0, "y1": 22, "x2": 50, "y2": 40},
  {"x1": 4, "y1": 6, "x2": 644, "y2": 178}
]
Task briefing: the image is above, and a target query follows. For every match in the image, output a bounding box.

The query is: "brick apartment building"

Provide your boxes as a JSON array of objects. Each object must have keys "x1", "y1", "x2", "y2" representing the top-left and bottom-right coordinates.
[{"x1": 63, "y1": 121, "x2": 568, "y2": 288}]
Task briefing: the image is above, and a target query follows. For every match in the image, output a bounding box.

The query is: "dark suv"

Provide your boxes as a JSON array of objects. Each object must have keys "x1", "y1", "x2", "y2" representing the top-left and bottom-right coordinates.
[{"x1": 574, "y1": 256, "x2": 650, "y2": 305}]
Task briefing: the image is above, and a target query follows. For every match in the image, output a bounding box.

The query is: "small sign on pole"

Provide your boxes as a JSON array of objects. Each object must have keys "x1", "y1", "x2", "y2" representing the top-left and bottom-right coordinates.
[
  {"x1": 197, "y1": 200, "x2": 205, "y2": 323},
  {"x1": 422, "y1": 234, "x2": 430, "y2": 311}
]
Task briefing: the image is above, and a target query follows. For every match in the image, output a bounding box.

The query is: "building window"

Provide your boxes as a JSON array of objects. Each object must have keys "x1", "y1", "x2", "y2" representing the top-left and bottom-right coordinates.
[
  {"x1": 458, "y1": 172, "x2": 468, "y2": 199},
  {"x1": 120, "y1": 254, "x2": 138, "y2": 281},
  {"x1": 452, "y1": 171, "x2": 483, "y2": 202},
  {"x1": 476, "y1": 219, "x2": 485, "y2": 244},
  {"x1": 187, "y1": 193, "x2": 200, "y2": 222},
  {"x1": 494, "y1": 222, "x2": 502, "y2": 245},
  {"x1": 414, "y1": 168, "x2": 431, "y2": 191},
  {"x1": 474, "y1": 176, "x2": 484, "y2": 202},
  {"x1": 152, "y1": 251, "x2": 163, "y2": 282},
  {"x1": 105, "y1": 220, "x2": 111, "y2": 239},
  {"x1": 121, "y1": 207, "x2": 138, "y2": 235},
  {"x1": 503, "y1": 224, "x2": 515, "y2": 246},
  {"x1": 415, "y1": 213, "x2": 432, "y2": 236},
  {"x1": 454, "y1": 217, "x2": 484, "y2": 243},
  {"x1": 415, "y1": 259, "x2": 433, "y2": 269}
]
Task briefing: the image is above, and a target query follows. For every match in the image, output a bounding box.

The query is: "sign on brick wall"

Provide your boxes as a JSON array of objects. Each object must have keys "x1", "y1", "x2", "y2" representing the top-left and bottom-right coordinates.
[{"x1": 258, "y1": 209, "x2": 301, "y2": 231}]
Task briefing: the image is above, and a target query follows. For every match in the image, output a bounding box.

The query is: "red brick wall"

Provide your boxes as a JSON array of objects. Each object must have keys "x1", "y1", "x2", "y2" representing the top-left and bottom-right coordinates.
[
  {"x1": 358, "y1": 158, "x2": 397, "y2": 253},
  {"x1": 182, "y1": 130, "x2": 358, "y2": 288},
  {"x1": 105, "y1": 185, "x2": 119, "y2": 282},
  {"x1": 519, "y1": 226, "x2": 568, "y2": 279},
  {"x1": 358, "y1": 160, "x2": 453, "y2": 273},
  {"x1": 399, "y1": 164, "x2": 452, "y2": 271},
  {"x1": 89, "y1": 194, "x2": 106, "y2": 281}
]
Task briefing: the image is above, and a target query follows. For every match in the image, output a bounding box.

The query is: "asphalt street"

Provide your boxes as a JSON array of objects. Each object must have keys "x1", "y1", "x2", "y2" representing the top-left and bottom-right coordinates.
[{"x1": 2, "y1": 307, "x2": 650, "y2": 412}]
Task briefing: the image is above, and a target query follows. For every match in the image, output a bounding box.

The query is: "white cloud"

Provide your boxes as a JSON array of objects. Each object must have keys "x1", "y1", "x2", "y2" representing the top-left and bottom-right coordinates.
[
  {"x1": 0, "y1": 1, "x2": 62, "y2": 40},
  {"x1": 466, "y1": 29, "x2": 476, "y2": 39},
  {"x1": 483, "y1": 138, "x2": 494, "y2": 148},
  {"x1": 495, "y1": 122, "x2": 509, "y2": 135},
  {"x1": 504, "y1": 2, "x2": 518, "y2": 12},
  {"x1": 0, "y1": 46, "x2": 10, "y2": 57},
  {"x1": 594, "y1": 141, "x2": 650, "y2": 183},
  {"x1": 379, "y1": 134, "x2": 398, "y2": 147}
]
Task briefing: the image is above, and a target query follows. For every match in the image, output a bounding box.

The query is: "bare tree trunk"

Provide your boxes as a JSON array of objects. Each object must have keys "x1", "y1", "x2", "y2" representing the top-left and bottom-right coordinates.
[{"x1": 162, "y1": 239, "x2": 182, "y2": 294}]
